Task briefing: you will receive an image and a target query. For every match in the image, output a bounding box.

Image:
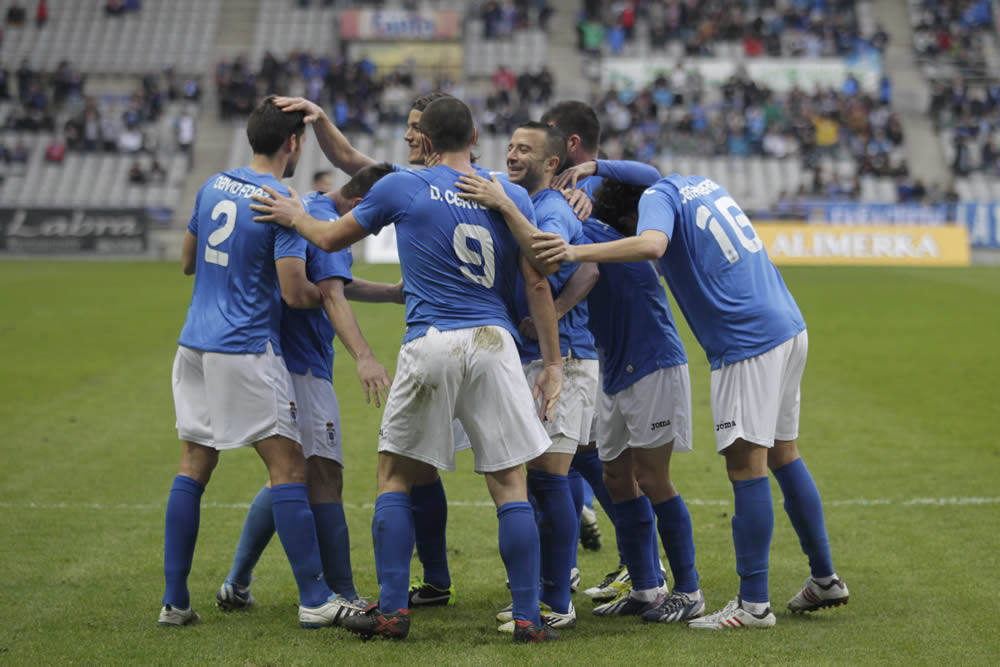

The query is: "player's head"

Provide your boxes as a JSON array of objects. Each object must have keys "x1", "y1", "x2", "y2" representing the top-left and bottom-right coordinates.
[
  {"x1": 417, "y1": 96, "x2": 477, "y2": 157},
  {"x1": 404, "y1": 91, "x2": 453, "y2": 165},
  {"x1": 312, "y1": 169, "x2": 333, "y2": 193},
  {"x1": 506, "y1": 121, "x2": 566, "y2": 195},
  {"x1": 246, "y1": 95, "x2": 306, "y2": 177},
  {"x1": 592, "y1": 179, "x2": 647, "y2": 236},
  {"x1": 337, "y1": 162, "x2": 395, "y2": 213},
  {"x1": 540, "y1": 100, "x2": 600, "y2": 167}
]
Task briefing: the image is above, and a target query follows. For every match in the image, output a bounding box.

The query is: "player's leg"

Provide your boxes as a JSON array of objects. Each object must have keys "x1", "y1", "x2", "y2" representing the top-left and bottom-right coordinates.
[
  {"x1": 161, "y1": 345, "x2": 215, "y2": 626},
  {"x1": 593, "y1": 448, "x2": 662, "y2": 616},
  {"x1": 768, "y1": 331, "x2": 847, "y2": 612},
  {"x1": 409, "y1": 463, "x2": 454, "y2": 606},
  {"x1": 526, "y1": 449, "x2": 578, "y2": 623},
  {"x1": 161, "y1": 440, "x2": 218, "y2": 625},
  {"x1": 218, "y1": 483, "x2": 272, "y2": 610},
  {"x1": 691, "y1": 349, "x2": 785, "y2": 630}
]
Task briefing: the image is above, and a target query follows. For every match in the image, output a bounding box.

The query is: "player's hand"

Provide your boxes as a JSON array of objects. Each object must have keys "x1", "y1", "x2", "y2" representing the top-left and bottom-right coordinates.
[
  {"x1": 392, "y1": 279, "x2": 405, "y2": 304},
  {"x1": 251, "y1": 185, "x2": 305, "y2": 228},
  {"x1": 533, "y1": 363, "x2": 562, "y2": 422},
  {"x1": 551, "y1": 160, "x2": 598, "y2": 191},
  {"x1": 455, "y1": 173, "x2": 511, "y2": 210},
  {"x1": 423, "y1": 151, "x2": 442, "y2": 168},
  {"x1": 357, "y1": 355, "x2": 392, "y2": 408},
  {"x1": 532, "y1": 231, "x2": 576, "y2": 264},
  {"x1": 273, "y1": 96, "x2": 325, "y2": 124},
  {"x1": 562, "y1": 188, "x2": 593, "y2": 221},
  {"x1": 518, "y1": 316, "x2": 539, "y2": 341}
]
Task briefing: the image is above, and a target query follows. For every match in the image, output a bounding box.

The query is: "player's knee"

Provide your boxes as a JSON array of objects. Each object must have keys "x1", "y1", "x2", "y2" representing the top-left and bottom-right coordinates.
[
  {"x1": 768, "y1": 439, "x2": 800, "y2": 470},
  {"x1": 178, "y1": 442, "x2": 218, "y2": 484},
  {"x1": 306, "y1": 457, "x2": 343, "y2": 503}
]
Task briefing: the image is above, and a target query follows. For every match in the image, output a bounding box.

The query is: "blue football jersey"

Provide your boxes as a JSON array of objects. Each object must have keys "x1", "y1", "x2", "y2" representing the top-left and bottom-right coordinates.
[
  {"x1": 352, "y1": 164, "x2": 534, "y2": 343},
  {"x1": 583, "y1": 218, "x2": 687, "y2": 394},
  {"x1": 637, "y1": 175, "x2": 805, "y2": 369},
  {"x1": 178, "y1": 167, "x2": 303, "y2": 355},
  {"x1": 279, "y1": 192, "x2": 354, "y2": 382},
  {"x1": 514, "y1": 188, "x2": 597, "y2": 362}
]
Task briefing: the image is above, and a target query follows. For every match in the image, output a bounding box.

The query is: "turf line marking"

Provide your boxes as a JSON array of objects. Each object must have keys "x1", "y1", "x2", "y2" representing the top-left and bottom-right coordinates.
[{"x1": 1, "y1": 497, "x2": 998, "y2": 511}]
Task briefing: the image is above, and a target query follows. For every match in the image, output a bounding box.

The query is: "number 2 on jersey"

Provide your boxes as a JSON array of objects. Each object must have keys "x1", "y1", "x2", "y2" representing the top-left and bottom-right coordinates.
[
  {"x1": 205, "y1": 200, "x2": 237, "y2": 267},
  {"x1": 695, "y1": 195, "x2": 763, "y2": 264},
  {"x1": 453, "y1": 223, "x2": 496, "y2": 288}
]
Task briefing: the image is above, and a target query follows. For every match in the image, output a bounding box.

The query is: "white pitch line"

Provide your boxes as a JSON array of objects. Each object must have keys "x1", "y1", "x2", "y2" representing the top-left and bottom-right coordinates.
[{"x1": 0, "y1": 497, "x2": 998, "y2": 511}]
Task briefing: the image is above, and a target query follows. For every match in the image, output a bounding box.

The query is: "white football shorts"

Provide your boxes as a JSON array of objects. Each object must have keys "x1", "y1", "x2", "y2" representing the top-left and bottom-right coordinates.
[
  {"x1": 378, "y1": 326, "x2": 551, "y2": 473},
  {"x1": 710, "y1": 330, "x2": 808, "y2": 452},
  {"x1": 172, "y1": 342, "x2": 299, "y2": 450},
  {"x1": 598, "y1": 364, "x2": 693, "y2": 462},
  {"x1": 523, "y1": 356, "x2": 599, "y2": 455},
  {"x1": 289, "y1": 369, "x2": 343, "y2": 465}
]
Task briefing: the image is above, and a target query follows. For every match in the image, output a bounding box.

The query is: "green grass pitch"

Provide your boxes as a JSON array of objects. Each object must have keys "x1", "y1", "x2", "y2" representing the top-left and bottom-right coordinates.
[{"x1": 1, "y1": 261, "x2": 998, "y2": 664}]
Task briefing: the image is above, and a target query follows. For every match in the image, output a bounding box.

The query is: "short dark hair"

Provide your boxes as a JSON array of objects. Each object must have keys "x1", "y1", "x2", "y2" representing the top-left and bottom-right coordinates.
[
  {"x1": 516, "y1": 121, "x2": 567, "y2": 173},
  {"x1": 592, "y1": 179, "x2": 647, "y2": 234},
  {"x1": 411, "y1": 91, "x2": 453, "y2": 112},
  {"x1": 312, "y1": 169, "x2": 332, "y2": 183},
  {"x1": 246, "y1": 95, "x2": 305, "y2": 156},
  {"x1": 419, "y1": 97, "x2": 475, "y2": 153},
  {"x1": 341, "y1": 162, "x2": 395, "y2": 199},
  {"x1": 540, "y1": 101, "x2": 601, "y2": 153}
]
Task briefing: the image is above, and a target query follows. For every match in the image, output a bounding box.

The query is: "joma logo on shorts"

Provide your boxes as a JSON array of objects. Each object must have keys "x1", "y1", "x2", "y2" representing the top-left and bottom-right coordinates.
[
  {"x1": 716, "y1": 420, "x2": 736, "y2": 431},
  {"x1": 650, "y1": 420, "x2": 671, "y2": 430}
]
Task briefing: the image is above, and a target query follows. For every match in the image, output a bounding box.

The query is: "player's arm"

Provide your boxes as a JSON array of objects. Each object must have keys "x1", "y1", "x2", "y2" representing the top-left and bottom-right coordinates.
[
  {"x1": 275, "y1": 257, "x2": 323, "y2": 308},
  {"x1": 455, "y1": 173, "x2": 557, "y2": 275},
  {"x1": 343, "y1": 278, "x2": 405, "y2": 304},
  {"x1": 533, "y1": 230, "x2": 668, "y2": 265},
  {"x1": 251, "y1": 185, "x2": 369, "y2": 253},
  {"x1": 317, "y1": 277, "x2": 392, "y2": 407},
  {"x1": 519, "y1": 262, "x2": 598, "y2": 341},
  {"x1": 595, "y1": 159, "x2": 661, "y2": 187},
  {"x1": 520, "y1": 255, "x2": 562, "y2": 421},
  {"x1": 181, "y1": 230, "x2": 197, "y2": 275},
  {"x1": 273, "y1": 96, "x2": 376, "y2": 176}
]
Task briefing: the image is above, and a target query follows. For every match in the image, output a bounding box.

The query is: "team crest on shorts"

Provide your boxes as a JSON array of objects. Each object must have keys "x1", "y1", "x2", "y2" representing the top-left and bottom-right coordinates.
[
  {"x1": 289, "y1": 401, "x2": 298, "y2": 424},
  {"x1": 326, "y1": 421, "x2": 336, "y2": 444}
]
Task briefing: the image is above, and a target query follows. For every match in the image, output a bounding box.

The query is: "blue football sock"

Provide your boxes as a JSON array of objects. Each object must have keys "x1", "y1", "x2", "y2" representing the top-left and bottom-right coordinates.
[
  {"x1": 582, "y1": 478, "x2": 595, "y2": 510},
  {"x1": 270, "y1": 483, "x2": 330, "y2": 608},
  {"x1": 641, "y1": 495, "x2": 665, "y2": 587},
  {"x1": 568, "y1": 468, "x2": 585, "y2": 570},
  {"x1": 527, "y1": 470, "x2": 577, "y2": 614},
  {"x1": 732, "y1": 476, "x2": 773, "y2": 603},
  {"x1": 226, "y1": 486, "x2": 275, "y2": 588},
  {"x1": 163, "y1": 475, "x2": 204, "y2": 609},
  {"x1": 312, "y1": 502, "x2": 357, "y2": 599},
  {"x1": 773, "y1": 458, "x2": 835, "y2": 578},
  {"x1": 652, "y1": 495, "x2": 699, "y2": 593},
  {"x1": 410, "y1": 477, "x2": 451, "y2": 589},
  {"x1": 612, "y1": 496, "x2": 658, "y2": 592},
  {"x1": 372, "y1": 492, "x2": 414, "y2": 612},
  {"x1": 498, "y1": 501, "x2": 542, "y2": 626},
  {"x1": 572, "y1": 449, "x2": 624, "y2": 563}
]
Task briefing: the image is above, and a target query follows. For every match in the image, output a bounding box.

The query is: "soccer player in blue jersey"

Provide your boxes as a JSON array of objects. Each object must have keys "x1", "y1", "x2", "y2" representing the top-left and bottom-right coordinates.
[
  {"x1": 580, "y1": 177, "x2": 705, "y2": 623},
  {"x1": 458, "y1": 122, "x2": 599, "y2": 632},
  {"x1": 161, "y1": 97, "x2": 348, "y2": 629},
  {"x1": 215, "y1": 163, "x2": 400, "y2": 623},
  {"x1": 251, "y1": 96, "x2": 564, "y2": 643},
  {"x1": 541, "y1": 100, "x2": 663, "y2": 602},
  {"x1": 533, "y1": 161, "x2": 849, "y2": 629}
]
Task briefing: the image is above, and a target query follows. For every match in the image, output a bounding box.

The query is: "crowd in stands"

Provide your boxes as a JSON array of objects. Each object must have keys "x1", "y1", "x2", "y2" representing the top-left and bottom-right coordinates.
[
  {"x1": 592, "y1": 67, "x2": 911, "y2": 199},
  {"x1": 480, "y1": 0, "x2": 554, "y2": 37},
  {"x1": 577, "y1": 0, "x2": 887, "y2": 58},
  {"x1": 912, "y1": 0, "x2": 993, "y2": 71}
]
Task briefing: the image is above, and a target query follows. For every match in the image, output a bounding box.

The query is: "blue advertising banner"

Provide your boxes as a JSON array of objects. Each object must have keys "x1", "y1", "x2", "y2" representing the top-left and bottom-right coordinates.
[{"x1": 955, "y1": 202, "x2": 1000, "y2": 249}]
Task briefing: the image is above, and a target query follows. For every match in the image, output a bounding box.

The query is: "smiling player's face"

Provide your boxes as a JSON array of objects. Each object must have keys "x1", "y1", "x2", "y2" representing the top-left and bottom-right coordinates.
[
  {"x1": 404, "y1": 109, "x2": 425, "y2": 165},
  {"x1": 506, "y1": 127, "x2": 547, "y2": 193}
]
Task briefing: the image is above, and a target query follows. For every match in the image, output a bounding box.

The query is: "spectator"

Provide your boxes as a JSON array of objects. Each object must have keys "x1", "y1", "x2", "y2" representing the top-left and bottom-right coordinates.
[
  {"x1": 44, "y1": 135, "x2": 65, "y2": 163},
  {"x1": 175, "y1": 108, "x2": 195, "y2": 153},
  {"x1": 148, "y1": 157, "x2": 166, "y2": 183},
  {"x1": 6, "y1": 2, "x2": 26, "y2": 27},
  {"x1": 35, "y1": 0, "x2": 48, "y2": 27},
  {"x1": 105, "y1": 0, "x2": 125, "y2": 17},
  {"x1": 12, "y1": 138, "x2": 29, "y2": 163},
  {"x1": 492, "y1": 65, "x2": 516, "y2": 104},
  {"x1": 128, "y1": 160, "x2": 147, "y2": 184}
]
